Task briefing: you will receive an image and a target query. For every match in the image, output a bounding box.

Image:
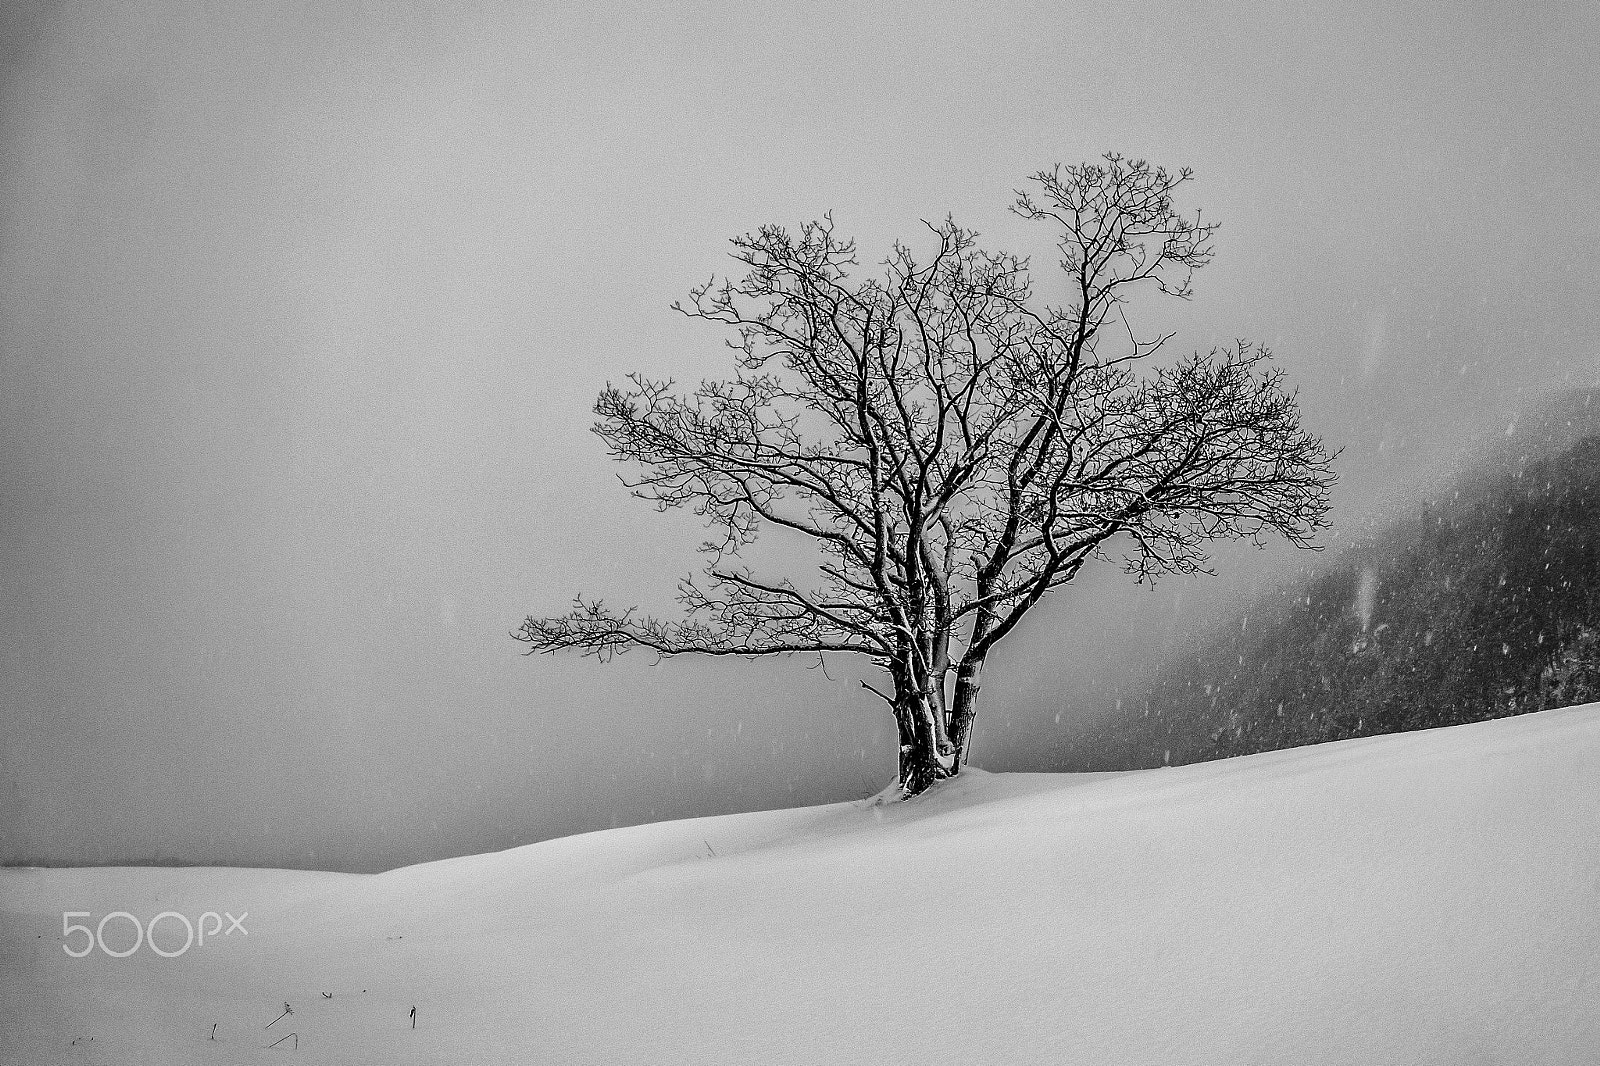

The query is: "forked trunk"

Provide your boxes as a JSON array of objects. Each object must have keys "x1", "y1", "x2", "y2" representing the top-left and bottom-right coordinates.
[
  {"x1": 897, "y1": 708, "x2": 955, "y2": 796},
  {"x1": 890, "y1": 652, "x2": 980, "y2": 797},
  {"x1": 895, "y1": 687, "x2": 958, "y2": 797}
]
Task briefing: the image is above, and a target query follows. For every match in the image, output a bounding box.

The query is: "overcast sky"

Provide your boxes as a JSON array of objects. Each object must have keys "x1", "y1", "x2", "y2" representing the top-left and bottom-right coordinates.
[{"x1": 3, "y1": 0, "x2": 1597, "y2": 872}]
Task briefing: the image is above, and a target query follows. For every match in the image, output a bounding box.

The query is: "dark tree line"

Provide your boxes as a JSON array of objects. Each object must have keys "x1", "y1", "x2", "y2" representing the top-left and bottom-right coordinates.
[{"x1": 1099, "y1": 421, "x2": 1600, "y2": 765}]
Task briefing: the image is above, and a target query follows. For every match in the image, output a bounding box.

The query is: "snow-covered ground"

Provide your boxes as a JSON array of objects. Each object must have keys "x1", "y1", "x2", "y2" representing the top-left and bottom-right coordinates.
[{"x1": 5, "y1": 703, "x2": 1599, "y2": 1065}]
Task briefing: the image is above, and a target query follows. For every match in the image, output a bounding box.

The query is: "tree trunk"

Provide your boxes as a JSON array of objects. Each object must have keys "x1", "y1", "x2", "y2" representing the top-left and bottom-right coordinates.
[
  {"x1": 897, "y1": 706, "x2": 954, "y2": 796},
  {"x1": 948, "y1": 655, "x2": 986, "y2": 774},
  {"x1": 896, "y1": 691, "x2": 957, "y2": 797},
  {"x1": 888, "y1": 652, "x2": 960, "y2": 797},
  {"x1": 893, "y1": 697, "x2": 919, "y2": 792}
]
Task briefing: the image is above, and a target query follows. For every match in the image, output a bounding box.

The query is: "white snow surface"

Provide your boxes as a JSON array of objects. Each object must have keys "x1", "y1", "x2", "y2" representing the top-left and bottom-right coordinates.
[{"x1": 5, "y1": 703, "x2": 1600, "y2": 1064}]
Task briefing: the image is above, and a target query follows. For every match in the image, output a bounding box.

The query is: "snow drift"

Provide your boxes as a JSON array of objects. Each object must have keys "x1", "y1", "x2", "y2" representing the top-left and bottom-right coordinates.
[{"x1": 5, "y1": 702, "x2": 1599, "y2": 1064}]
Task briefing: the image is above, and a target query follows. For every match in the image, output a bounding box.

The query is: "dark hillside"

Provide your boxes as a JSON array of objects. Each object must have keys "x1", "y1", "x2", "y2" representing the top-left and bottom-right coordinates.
[{"x1": 1074, "y1": 389, "x2": 1600, "y2": 767}]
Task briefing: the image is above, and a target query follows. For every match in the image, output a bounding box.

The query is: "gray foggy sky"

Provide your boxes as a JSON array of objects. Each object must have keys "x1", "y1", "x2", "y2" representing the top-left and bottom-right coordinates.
[{"x1": 3, "y1": 0, "x2": 1597, "y2": 871}]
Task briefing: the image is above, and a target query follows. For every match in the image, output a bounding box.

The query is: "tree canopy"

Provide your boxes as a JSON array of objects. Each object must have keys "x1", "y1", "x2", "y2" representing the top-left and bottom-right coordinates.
[{"x1": 517, "y1": 154, "x2": 1336, "y2": 796}]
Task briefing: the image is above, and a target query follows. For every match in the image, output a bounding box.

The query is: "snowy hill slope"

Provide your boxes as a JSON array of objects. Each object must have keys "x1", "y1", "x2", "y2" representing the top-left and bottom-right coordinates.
[{"x1": 5, "y1": 703, "x2": 1600, "y2": 1064}]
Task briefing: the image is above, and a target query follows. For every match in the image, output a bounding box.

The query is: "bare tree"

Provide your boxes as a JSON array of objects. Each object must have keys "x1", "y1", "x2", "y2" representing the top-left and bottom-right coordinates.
[{"x1": 516, "y1": 154, "x2": 1336, "y2": 796}]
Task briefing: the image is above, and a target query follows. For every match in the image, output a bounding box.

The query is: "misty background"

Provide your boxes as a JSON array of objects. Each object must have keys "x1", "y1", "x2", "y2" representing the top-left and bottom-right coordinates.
[{"x1": 2, "y1": 0, "x2": 1597, "y2": 872}]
